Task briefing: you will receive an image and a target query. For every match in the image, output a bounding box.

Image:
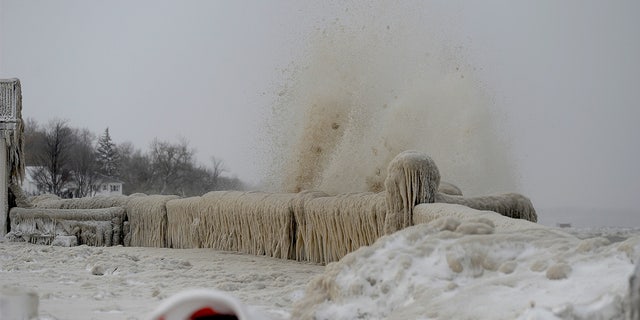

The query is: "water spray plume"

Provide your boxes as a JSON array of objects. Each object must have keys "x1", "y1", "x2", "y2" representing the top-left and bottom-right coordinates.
[{"x1": 262, "y1": 2, "x2": 515, "y2": 196}]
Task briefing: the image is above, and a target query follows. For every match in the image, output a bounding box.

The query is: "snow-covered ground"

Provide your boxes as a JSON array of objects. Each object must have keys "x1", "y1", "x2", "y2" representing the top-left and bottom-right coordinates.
[
  {"x1": 291, "y1": 211, "x2": 640, "y2": 319},
  {"x1": 0, "y1": 241, "x2": 323, "y2": 320},
  {"x1": 1, "y1": 212, "x2": 639, "y2": 320}
]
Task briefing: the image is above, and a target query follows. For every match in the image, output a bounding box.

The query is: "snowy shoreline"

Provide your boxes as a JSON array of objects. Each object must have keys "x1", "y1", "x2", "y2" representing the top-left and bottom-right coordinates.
[
  {"x1": 0, "y1": 240, "x2": 323, "y2": 320},
  {"x1": 2, "y1": 215, "x2": 639, "y2": 319}
]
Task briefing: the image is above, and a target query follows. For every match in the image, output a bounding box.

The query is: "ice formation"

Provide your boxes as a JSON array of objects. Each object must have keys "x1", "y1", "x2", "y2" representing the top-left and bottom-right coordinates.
[
  {"x1": 0, "y1": 78, "x2": 25, "y2": 185},
  {"x1": 300, "y1": 192, "x2": 386, "y2": 264},
  {"x1": 194, "y1": 191, "x2": 297, "y2": 259},
  {"x1": 126, "y1": 195, "x2": 179, "y2": 248},
  {"x1": 7, "y1": 207, "x2": 126, "y2": 246},
  {"x1": 166, "y1": 196, "x2": 203, "y2": 249},
  {"x1": 437, "y1": 181, "x2": 463, "y2": 196},
  {"x1": 292, "y1": 203, "x2": 640, "y2": 320},
  {"x1": 166, "y1": 190, "x2": 387, "y2": 263},
  {"x1": 435, "y1": 192, "x2": 538, "y2": 222},
  {"x1": 10, "y1": 151, "x2": 538, "y2": 265},
  {"x1": 413, "y1": 203, "x2": 546, "y2": 233},
  {"x1": 29, "y1": 194, "x2": 134, "y2": 209},
  {"x1": 9, "y1": 182, "x2": 31, "y2": 208},
  {"x1": 28, "y1": 193, "x2": 62, "y2": 206},
  {"x1": 290, "y1": 190, "x2": 331, "y2": 261},
  {"x1": 383, "y1": 150, "x2": 440, "y2": 234}
]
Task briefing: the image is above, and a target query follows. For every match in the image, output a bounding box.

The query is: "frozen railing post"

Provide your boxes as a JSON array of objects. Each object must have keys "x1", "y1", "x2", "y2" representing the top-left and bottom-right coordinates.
[{"x1": 0, "y1": 78, "x2": 23, "y2": 236}]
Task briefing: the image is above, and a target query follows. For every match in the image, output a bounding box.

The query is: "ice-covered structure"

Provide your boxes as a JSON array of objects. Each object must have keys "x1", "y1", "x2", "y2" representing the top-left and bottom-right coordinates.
[
  {"x1": 383, "y1": 151, "x2": 440, "y2": 234},
  {"x1": 8, "y1": 207, "x2": 126, "y2": 246},
  {"x1": 435, "y1": 192, "x2": 537, "y2": 222},
  {"x1": 126, "y1": 194, "x2": 179, "y2": 247},
  {"x1": 6, "y1": 151, "x2": 538, "y2": 265},
  {"x1": 437, "y1": 181, "x2": 463, "y2": 196},
  {"x1": 0, "y1": 78, "x2": 25, "y2": 236}
]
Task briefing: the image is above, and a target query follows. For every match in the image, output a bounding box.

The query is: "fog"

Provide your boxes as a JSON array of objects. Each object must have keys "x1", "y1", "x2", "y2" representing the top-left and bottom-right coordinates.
[{"x1": 1, "y1": 1, "x2": 639, "y2": 226}]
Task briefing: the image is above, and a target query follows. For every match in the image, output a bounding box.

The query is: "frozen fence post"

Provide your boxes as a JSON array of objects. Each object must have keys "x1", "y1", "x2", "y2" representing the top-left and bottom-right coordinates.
[
  {"x1": 383, "y1": 151, "x2": 440, "y2": 234},
  {"x1": 0, "y1": 78, "x2": 24, "y2": 236}
]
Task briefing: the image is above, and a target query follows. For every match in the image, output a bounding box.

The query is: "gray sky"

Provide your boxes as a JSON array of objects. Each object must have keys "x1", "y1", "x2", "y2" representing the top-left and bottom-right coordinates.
[{"x1": 1, "y1": 1, "x2": 639, "y2": 225}]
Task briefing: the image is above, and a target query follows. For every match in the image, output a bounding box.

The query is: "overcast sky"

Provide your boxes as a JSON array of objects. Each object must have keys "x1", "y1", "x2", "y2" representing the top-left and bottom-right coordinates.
[{"x1": 1, "y1": 1, "x2": 639, "y2": 226}]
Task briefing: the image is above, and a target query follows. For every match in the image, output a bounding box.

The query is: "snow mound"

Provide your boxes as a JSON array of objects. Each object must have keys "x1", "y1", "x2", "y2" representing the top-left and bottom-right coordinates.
[{"x1": 292, "y1": 203, "x2": 640, "y2": 319}]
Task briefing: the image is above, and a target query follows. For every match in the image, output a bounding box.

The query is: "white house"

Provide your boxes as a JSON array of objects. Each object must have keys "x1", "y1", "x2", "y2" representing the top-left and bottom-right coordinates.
[
  {"x1": 23, "y1": 166, "x2": 45, "y2": 196},
  {"x1": 93, "y1": 174, "x2": 124, "y2": 196}
]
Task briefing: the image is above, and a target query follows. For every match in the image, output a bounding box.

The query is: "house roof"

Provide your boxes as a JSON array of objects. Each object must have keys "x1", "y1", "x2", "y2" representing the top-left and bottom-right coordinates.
[{"x1": 96, "y1": 174, "x2": 124, "y2": 185}]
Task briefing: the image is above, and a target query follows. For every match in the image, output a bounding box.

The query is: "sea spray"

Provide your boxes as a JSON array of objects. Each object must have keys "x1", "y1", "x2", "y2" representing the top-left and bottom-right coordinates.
[{"x1": 262, "y1": 2, "x2": 515, "y2": 196}]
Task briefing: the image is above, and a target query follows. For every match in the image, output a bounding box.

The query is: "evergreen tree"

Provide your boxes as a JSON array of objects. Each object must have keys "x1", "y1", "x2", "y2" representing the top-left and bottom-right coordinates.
[{"x1": 95, "y1": 128, "x2": 119, "y2": 177}]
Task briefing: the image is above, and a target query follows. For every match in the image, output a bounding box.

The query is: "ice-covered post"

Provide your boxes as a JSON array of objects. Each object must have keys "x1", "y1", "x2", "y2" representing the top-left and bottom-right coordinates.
[
  {"x1": 383, "y1": 150, "x2": 440, "y2": 234},
  {"x1": 0, "y1": 78, "x2": 22, "y2": 236}
]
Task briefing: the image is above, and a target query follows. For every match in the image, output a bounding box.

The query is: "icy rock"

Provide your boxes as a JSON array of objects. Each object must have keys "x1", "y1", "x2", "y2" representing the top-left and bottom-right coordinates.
[
  {"x1": 0, "y1": 287, "x2": 39, "y2": 319},
  {"x1": 499, "y1": 261, "x2": 518, "y2": 274},
  {"x1": 91, "y1": 265, "x2": 106, "y2": 276},
  {"x1": 546, "y1": 263, "x2": 572, "y2": 280},
  {"x1": 455, "y1": 221, "x2": 495, "y2": 235},
  {"x1": 51, "y1": 235, "x2": 78, "y2": 247}
]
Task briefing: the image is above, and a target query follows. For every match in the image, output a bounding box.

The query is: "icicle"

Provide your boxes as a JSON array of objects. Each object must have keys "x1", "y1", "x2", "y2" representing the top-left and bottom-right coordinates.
[
  {"x1": 383, "y1": 150, "x2": 440, "y2": 234},
  {"x1": 6, "y1": 207, "x2": 125, "y2": 246},
  {"x1": 126, "y1": 195, "x2": 179, "y2": 247}
]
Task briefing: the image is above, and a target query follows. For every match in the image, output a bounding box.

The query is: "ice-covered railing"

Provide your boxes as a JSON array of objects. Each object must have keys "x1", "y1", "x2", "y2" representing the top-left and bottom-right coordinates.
[
  {"x1": 13, "y1": 151, "x2": 537, "y2": 264},
  {"x1": 0, "y1": 78, "x2": 24, "y2": 236},
  {"x1": 0, "y1": 79, "x2": 21, "y2": 126}
]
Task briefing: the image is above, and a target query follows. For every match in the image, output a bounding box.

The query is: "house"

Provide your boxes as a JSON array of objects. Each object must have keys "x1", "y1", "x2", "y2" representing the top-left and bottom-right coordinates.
[
  {"x1": 93, "y1": 175, "x2": 124, "y2": 196},
  {"x1": 22, "y1": 166, "x2": 44, "y2": 196}
]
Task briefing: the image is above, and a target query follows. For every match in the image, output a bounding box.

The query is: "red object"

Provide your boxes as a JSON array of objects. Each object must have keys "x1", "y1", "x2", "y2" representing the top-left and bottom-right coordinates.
[{"x1": 190, "y1": 307, "x2": 220, "y2": 319}]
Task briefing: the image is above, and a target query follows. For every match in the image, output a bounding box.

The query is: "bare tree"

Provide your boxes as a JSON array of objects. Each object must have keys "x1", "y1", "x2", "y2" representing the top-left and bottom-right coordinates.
[
  {"x1": 23, "y1": 121, "x2": 246, "y2": 197},
  {"x1": 217, "y1": 175, "x2": 245, "y2": 191},
  {"x1": 179, "y1": 165, "x2": 213, "y2": 196},
  {"x1": 117, "y1": 142, "x2": 154, "y2": 194},
  {"x1": 69, "y1": 128, "x2": 99, "y2": 197},
  {"x1": 149, "y1": 138, "x2": 194, "y2": 195},
  {"x1": 23, "y1": 117, "x2": 44, "y2": 166},
  {"x1": 209, "y1": 156, "x2": 227, "y2": 190},
  {"x1": 30, "y1": 119, "x2": 74, "y2": 196}
]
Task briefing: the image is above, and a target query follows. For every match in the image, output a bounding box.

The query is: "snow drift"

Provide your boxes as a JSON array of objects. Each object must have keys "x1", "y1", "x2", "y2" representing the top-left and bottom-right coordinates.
[{"x1": 292, "y1": 203, "x2": 640, "y2": 319}]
